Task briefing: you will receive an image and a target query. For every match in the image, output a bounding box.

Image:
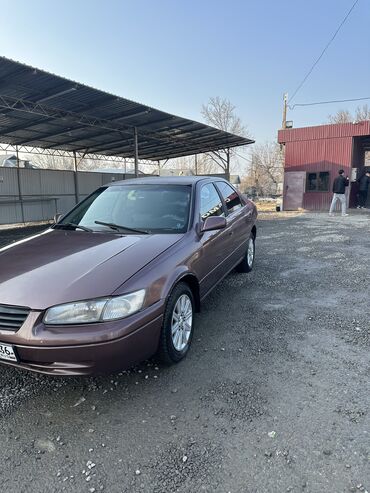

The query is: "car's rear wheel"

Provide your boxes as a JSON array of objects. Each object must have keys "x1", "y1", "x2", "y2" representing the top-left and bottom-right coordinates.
[
  {"x1": 157, "y1": 282, "x2": 195, "y2": 364},
  {"x1": 236, "y1": 233, "x2": 255, "y2": 273}
]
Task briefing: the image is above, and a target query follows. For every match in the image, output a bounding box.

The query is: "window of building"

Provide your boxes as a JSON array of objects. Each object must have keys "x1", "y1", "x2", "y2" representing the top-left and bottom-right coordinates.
[
  {"x1": 306, "y1": 172, "x2": 329, "y2": 192},
  {"x1": 200, "y1": 183, "x2": 224, "y2": 220},
  {"x1": 216, "y1": 182, "x2": 242, "y2": 213}
]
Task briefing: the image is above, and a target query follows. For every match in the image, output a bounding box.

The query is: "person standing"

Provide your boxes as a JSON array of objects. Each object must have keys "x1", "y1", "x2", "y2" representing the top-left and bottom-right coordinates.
[
  {"x1": 329, "y1": 169, "x2": 349, "y2": 216},
  {"x1": 356, "y1": 171, "x2": 370, "y2": 209}
]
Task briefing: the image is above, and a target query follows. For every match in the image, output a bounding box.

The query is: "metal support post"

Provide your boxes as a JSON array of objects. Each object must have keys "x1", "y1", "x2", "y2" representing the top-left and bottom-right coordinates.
[
  {"x1": 195, "y1": 154, "x2": 198, "y2": 175},
  {"x1": 73, "y1": 150, "x2": 79, "y2": 204},
  {"x1": 15, "y1": 145, "x2": 25, "y2": 223},
  {"x1": 134, "y1": 127, "x2": 139, "y2": 178},
  {"x1": 226, "y1": 148, "x2": 230, "y2": 180}
]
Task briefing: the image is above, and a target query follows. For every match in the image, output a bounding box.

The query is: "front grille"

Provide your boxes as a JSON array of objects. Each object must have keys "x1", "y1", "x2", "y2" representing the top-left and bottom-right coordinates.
[{"x1": 0, "y1": 305, "x2": 30, "y2": 331}]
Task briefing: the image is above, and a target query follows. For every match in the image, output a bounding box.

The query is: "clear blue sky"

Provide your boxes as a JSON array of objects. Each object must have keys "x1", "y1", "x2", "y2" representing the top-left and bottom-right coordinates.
[{"x1": 0, "y1": 0, "x2": 369, "y2": 144}]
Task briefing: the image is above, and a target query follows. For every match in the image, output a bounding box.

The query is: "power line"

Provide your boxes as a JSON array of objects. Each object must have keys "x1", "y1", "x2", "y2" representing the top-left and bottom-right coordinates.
[
  {"x1": 289, "y1": 0, "x2": 360, "y2": 104},
  {"x1": 235, "y1": 151, "x2": 251, "y2": 162},
  {"x1": 289, "y1": 96, "x2": 370, "y2": 110},
  {"x1": 234, "y1": 152, "x2": 283, "y2": 170}
]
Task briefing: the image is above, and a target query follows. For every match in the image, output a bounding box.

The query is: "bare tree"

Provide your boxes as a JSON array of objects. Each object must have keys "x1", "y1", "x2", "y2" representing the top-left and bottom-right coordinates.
[
  {"x1": 24, "y1": 152, "x2": 73, "y2": 170},
  {"x1": 162, "y1": 153, "x2": 220, "y2": 176},
  {"x1": 327, "y1": 109, "x2": 352, "y2": 124},
  {"x1": 241, "y1": 142, "x2": 284, "y2": 197},
  {"x1": 158, "y1": 156, "x2": 195, "y2": 174},
  {"x1": 201, "y1": 97, "x2": 250, "y2": 176},
  {"x1": 196, "y1": 154, "x2": 222, "y2": 175},
  {"x1": 355, "y1": 104, "x2": 370, "y2": 121},
  {"x1": 327, "y1": 104, "x2": 370, "y2": 124}
]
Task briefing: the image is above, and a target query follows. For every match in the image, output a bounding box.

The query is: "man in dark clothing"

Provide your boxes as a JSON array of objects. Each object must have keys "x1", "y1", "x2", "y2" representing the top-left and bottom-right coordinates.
[
  {"x1": 329, "y1": 169, "x2": 349, "y2": 216},
  {"x1": 356, "y1": 171, "x2": 370, "y2": 209}
]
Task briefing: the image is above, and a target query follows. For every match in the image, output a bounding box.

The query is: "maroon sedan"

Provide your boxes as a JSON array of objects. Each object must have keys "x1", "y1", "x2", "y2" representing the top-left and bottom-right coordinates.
[{"x1": 0, "y1": 177, "x2": 257, "y2": 375}]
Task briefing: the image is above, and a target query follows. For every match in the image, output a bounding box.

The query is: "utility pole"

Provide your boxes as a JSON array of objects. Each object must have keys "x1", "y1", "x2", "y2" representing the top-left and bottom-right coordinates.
[{"x1": 282, "y1": 93, "x2": 288, "y2": 129}]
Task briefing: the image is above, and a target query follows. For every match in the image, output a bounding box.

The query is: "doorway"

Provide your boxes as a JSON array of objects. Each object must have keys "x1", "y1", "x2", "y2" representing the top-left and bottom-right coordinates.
[{"x1": 283, "y1": 172, "x2": 305, "y2": 210}]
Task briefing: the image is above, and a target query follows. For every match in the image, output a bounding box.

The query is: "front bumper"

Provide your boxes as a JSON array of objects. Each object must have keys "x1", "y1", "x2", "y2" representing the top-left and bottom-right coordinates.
[{"x1": 0, "y1": 301, "x2": 164, "y2": 376}]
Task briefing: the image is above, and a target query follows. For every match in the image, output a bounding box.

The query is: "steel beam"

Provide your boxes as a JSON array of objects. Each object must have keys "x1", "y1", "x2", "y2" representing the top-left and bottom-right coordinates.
[
  {"x1": 0, "y1": 142, "x2": 156, "y2": 165},
  {"x1": 0, "y1": 116, "x2": 56, "y2": 135},
  {"x1": 0, "y1": 93, "x2": 252, "y2": 161},
  {"x1": 138, "y1": 141, "x2": 244, "y2": 161},
  {"x1": 16, "y1": 126, "x2": 81, "y2": 146},
  {"x1": 0, "y1": 94, "x2": 116, "y2": 134},
  {"x1": 37, "y1": 86, "x2": 77, "y2": 103},
  {"x1": 114, "y1": 109, "x2": 150, "y2": 121}
]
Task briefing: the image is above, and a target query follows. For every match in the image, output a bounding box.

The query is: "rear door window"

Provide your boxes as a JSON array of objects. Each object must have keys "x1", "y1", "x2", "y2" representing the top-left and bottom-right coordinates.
[{"x1": 216, "y1": 182, "x2": 242, "y2": 214}]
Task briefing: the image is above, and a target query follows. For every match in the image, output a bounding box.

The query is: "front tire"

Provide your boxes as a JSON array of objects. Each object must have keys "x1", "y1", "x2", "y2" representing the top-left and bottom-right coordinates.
[
  {"x1": 157, "y1": 282, "x2": 195, "y2": 365},
  {"x1": 236, "y1": 233, "x2": 255, "y2": 273}
]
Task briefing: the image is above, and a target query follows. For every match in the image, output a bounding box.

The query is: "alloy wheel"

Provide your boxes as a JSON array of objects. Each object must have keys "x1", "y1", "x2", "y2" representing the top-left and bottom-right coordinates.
[
  {"x1": 171, "y1": 294, "x2": 193, "y2": 351},
  {"x1": 247, "y1": 238, "x2": 255, "y2": 267}
]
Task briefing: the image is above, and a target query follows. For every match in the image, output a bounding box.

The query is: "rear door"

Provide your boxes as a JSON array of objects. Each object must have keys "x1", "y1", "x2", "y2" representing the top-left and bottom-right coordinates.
[
  {"x1": 195, "y1": 182, "x2": 229, "y2": 297},
  {"x1": 215, "y1": 181, "x2": 250, "y2": 267}
]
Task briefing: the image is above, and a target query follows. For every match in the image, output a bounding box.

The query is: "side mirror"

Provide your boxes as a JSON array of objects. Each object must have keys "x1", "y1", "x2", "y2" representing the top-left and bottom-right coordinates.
[
  {"x1": 201, "y1": 216, "x2": 227, "y2": 233},
  {"x1": 53, "y1": 213, "x2": 62, "y2": 224}
]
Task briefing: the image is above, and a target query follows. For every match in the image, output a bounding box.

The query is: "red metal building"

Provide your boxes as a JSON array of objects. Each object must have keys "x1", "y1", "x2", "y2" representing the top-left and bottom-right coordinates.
[{"x1": 278, "y1": 121, "x2": 370, "y2": 210}]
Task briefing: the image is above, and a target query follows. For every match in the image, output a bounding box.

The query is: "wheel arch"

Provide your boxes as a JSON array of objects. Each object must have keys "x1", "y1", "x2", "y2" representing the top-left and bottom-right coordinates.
[{"x1": 171, "y1": 272, "x2": 201, "y2": 313}]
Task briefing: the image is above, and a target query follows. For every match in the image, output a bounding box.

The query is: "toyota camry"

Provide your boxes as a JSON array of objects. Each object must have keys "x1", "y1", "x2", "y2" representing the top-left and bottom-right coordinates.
[{"x1": 0, "y1": 176, "x2": 257, "y2": 375}]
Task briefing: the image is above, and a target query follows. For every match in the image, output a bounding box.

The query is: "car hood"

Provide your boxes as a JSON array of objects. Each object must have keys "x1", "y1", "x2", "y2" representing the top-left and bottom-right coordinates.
[{"x1": 0, "y1": 229, "x2": 181, "y2": 310}]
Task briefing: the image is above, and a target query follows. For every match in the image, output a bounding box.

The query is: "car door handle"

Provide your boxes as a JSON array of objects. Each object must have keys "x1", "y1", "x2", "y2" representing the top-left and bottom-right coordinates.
[{"x1": 228, "y1": 231, "x2": 233, "y2": 236}]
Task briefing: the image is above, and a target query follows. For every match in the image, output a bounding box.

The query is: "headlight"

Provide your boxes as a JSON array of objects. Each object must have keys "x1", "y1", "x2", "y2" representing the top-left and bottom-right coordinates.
[{"x1": 43, "y1": 290, "x2": 146, "y2": 325}]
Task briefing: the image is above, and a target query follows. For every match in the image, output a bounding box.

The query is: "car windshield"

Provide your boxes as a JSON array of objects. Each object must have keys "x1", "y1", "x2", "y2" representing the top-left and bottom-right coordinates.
[{"x1": 55, "y1": 184, "x2": 192, "y2": 234}]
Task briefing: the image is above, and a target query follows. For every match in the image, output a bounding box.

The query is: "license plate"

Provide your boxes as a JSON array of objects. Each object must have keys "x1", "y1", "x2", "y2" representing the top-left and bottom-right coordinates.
[{"x1": 0, "y1": 343, "x2": 17, "y2": 362}]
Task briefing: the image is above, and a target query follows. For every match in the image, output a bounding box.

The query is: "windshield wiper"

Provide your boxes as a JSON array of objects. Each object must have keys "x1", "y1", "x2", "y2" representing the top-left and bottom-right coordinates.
[
  {"x1": 55, "y1": 222, "x2": 93, "y2": 232},
  {"x1": 94, "y1": 220, "x2": 149, "y2": 235}
]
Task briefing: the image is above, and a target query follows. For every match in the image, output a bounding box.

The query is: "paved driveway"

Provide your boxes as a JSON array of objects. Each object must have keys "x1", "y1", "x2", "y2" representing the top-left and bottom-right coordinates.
[{"x1": 0, "y1": 213, "x2": 369, "y2": 493}]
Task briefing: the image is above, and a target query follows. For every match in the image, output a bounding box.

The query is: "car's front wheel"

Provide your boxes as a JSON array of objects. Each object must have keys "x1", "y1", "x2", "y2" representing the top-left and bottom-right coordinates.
[
  {"x1": 157, "y1": 282, "x2": 195, "y2": 365},
  {"x1": 236, "y1": 233, "x2": 255, "y2": 273}
]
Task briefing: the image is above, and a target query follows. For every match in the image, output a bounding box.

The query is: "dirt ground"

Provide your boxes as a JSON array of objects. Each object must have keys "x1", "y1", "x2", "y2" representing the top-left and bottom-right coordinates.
[{"x1": 0, "y1": 212, "x2": 369, "y2": 493}]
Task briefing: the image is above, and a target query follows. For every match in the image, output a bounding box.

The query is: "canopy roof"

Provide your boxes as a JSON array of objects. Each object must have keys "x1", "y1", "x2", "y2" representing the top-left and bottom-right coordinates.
[{"x1": 0, "y1": 57, "x2": 253, "y2": 161}]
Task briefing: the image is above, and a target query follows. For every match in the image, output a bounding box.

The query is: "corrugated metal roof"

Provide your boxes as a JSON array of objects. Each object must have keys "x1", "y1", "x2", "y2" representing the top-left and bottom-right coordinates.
[
  {"x1": 278, "y1": 121, "x2": 370, "y2": 144},
  {"x1": 0, "y1": 57, "x2": 253, "y2": 160}
]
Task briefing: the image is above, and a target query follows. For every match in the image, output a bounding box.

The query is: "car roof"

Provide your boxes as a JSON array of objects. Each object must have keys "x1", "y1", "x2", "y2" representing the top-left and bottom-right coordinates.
[{"x1": 107, "y1": 176, "x2": 229, "y2": 187}]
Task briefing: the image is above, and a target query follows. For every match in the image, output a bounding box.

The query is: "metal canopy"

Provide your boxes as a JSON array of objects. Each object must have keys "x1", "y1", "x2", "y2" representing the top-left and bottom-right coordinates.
[{"x1": 0, "y1": 57, "x2": 254, "y2": 161}]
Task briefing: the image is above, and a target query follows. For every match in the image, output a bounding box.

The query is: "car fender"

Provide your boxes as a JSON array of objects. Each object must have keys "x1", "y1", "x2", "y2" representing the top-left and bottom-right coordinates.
[
  {"x1": 112, "y1": 236, "x2": 201, "y2": 311},
  {"x1": 160, "y1": 267, "x2": 200, "y2": 309}
]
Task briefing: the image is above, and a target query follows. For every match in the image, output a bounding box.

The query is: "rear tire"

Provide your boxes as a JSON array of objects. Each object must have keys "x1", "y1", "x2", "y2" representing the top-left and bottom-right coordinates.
[
  {"x1": 157, "y1": 282, "x2": 195, "y2": 365},
  {"x1": 236, "y1": 233, "x2": 255, "y2": 273}
]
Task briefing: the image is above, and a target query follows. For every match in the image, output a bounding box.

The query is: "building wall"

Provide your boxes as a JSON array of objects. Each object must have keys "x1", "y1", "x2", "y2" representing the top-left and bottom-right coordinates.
[{"x1": 283, "y1": 137, "x2": 353, "y2": 210}]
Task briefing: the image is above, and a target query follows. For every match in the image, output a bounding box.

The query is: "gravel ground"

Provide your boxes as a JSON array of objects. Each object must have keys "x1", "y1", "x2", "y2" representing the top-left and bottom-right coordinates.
[{"x1": 0, "y1": 213, "x2": 369, "y2": 493}]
